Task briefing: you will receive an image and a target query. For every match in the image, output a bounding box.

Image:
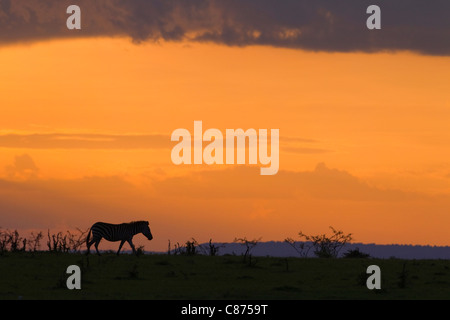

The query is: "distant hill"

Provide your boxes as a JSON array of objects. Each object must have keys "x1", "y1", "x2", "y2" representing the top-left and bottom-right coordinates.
[{"x1": 190, "y1": 241, "x2": 450, "y2": 259}]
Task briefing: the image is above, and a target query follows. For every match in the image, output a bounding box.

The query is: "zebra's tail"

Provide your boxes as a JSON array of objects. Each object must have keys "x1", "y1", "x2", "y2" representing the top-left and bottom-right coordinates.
[{"x1": 86, "y1": 228, "x2": 92, "y2": 247}]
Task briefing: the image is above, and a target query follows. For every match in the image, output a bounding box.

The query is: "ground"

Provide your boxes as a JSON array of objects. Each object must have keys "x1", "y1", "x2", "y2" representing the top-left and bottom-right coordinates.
[{"x1": 0, "y1": 252, "x2": 449, "y2": 299}]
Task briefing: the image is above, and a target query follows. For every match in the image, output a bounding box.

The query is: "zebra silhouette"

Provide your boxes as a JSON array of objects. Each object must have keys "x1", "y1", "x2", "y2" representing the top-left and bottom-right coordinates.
[{"x1": 86, "y1": 221, "x2": 153, "y2": 255}]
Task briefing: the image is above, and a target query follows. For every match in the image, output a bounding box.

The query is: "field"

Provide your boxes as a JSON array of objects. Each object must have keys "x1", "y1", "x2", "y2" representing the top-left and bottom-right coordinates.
[{"x1": 0, "y1": 252, "x2": 449, "y2": 300}]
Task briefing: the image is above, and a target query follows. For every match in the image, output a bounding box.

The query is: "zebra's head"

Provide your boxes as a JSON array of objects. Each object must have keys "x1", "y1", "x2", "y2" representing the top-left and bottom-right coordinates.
[{"x1": 141, "y1": 221, "x2": 153, "y2": 240}]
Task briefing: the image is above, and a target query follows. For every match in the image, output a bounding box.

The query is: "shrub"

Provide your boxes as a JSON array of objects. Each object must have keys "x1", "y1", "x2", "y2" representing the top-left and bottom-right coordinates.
[
  {"x1": 287, "y1": 226, "x2": 352, "y2": 258},
  {"x1": 234, "y1": 237, "x2": 261, "y2": 264},
  {"x1": 343, "y1": 248, "x2": 370, "y2": 259}
]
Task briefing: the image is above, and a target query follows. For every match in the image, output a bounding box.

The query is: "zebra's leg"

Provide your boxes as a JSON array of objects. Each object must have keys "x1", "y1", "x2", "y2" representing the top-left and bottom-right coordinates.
[
  {"x1": 117, "y1": 240, "x2": 126, "y2": 255},
  {"x1": 127, "y1": 239, "x2": 136, "y2": 255},
  {"x1": 86, "y1": 238, "x2": 96, "y2": 255},
  {"x1": 94, "y1": 239, "x2": 101, "y2": 256}
]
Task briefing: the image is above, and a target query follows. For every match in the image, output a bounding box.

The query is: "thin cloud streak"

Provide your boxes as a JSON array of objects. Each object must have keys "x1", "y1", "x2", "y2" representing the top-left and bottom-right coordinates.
[
  {"x1": 0, "y1": 133, "x2": 170, "y2": 149},
  {"x1": 283, "y1": 147, "x2": 331, "y2": 154},
  {"x1": 0, "y1": 132, "x2": 321, "y2": 152}
]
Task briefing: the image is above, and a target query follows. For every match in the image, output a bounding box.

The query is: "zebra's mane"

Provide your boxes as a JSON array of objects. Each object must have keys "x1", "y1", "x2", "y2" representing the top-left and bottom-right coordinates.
[{"x1": 127, "y1": 220, "x2": 148, "y2": 226}]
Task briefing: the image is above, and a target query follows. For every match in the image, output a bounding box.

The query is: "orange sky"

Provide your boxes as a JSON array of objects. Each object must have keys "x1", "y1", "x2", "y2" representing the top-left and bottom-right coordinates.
[{"x1": 1, "y1": 37, "x2": 450, "y2": 251}]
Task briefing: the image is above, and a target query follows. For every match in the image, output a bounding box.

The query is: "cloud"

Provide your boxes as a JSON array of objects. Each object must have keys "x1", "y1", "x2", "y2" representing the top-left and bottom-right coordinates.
[
  {"x1": 5, "y1": 154, "x2": 39, "y2": 180},
  {"x1": 1, "y1": 163, "x2": 448, "y2": 249},
  {"x1": 153, "y1": 163, "x2": 423, "y2": 202},
  {"x1": 280, "y1": 136, "x2": 331, "y2": 154},
  {"x1": 0, "y1": 174, "x2": 147, "y2": 229},
  {"x1": 283, "y1": 147, "x2": 331, "y2": 154},
  {"x1": 0, "y1": 162, "x2": 418, "y2": 231},
  {"x1": 282, "y1": 137, "x2": 318, "y2": 144},
  {"x1": 0, "y1": 133, "x2": 171, "y2": 149},
  {"x1": 0, "y1": 0, "x2": 449, "y2": 55},
  {"x1": 0, "y1": 132, "x2": 328, "y2": 157}
]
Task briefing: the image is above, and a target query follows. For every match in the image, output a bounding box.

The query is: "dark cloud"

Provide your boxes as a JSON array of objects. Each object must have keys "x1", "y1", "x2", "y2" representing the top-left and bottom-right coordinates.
[{"x1": 0, "y1": 0, "x2": 448, "y2": 55}]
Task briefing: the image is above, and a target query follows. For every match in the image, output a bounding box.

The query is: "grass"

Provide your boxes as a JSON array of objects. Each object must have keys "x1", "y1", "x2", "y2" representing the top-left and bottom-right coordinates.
[{"x1": 0, "y1": 252, "x2": 449, "y2": 299}]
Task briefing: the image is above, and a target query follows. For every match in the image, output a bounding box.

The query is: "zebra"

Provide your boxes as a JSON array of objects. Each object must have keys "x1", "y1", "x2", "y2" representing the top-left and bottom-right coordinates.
[{"x1": 86, "y1": 221, "x2": 153, "y2": 255}]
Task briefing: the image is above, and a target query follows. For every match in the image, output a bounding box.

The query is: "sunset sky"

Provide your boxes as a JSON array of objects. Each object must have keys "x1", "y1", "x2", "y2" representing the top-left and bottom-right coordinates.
[{"x1": 1, "y1": 1, "x2": 450, "y2": 251}]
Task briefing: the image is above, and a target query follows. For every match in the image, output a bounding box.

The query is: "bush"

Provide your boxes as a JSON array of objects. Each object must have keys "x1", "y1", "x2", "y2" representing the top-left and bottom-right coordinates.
[
  {"x1": 0, "y1": 228, "x2": 88, "y2": 254},
  {"x1": 136, "y1": 245, "x2": 145, "y2": 257},
  {"x1": 286, "y1": 226, "x2": 353, "y2": 258},
  {"x1": 234, "y1": 237, "x2": 261, "y2": 264},
  {"x1": 343, "y1": 248, "x2": 370, "y2": 259}
]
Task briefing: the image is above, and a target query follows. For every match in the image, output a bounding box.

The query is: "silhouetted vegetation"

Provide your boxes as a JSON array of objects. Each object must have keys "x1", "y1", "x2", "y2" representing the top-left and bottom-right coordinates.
[
  {"x1": 167, "y1": 238, "x2": 225, "y2": 256},
  {"x1": 343, "y1": 248, "x2": 371, "y2": 259},
  {"x1": 234, "y1": 237, "x2": 261, "y2": 265},
  {"x1": 398, "y1": 262, "x2": 409, "y2": 288},
  {"x1": 30, "y1": 232, "x2": 44, "y2": 252},
  {"x1": 284, "y1": 238, "x2": 312, "y2": 258},
  {"x1": 185, "y1": 239, "x2": 197, "y2": 255},
  {"x1": 46, "y1": 229, "x2": 89, "y2": 253},
  {"x1": 286, "y1": 226, "x2": 352, "y2": 258},
  {"x1": 171, "y1": 241, "x2": 185, "y2": 255},
  {"x1": 135, "y1": 245, "x2": 145, "y2": 257},
  {"x1": 207, "y1": 239, "x2": 223, "y2": 256},
  {"x1": 0, "y1": 228, "x2": 88, "y2": 254},
  {"x1": 0, "y1": 229, "x2": 44, "y2": 253}
]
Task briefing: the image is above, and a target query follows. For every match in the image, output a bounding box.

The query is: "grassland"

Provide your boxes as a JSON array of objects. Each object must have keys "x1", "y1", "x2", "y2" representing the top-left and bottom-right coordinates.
[{"x1": 0, "y1": 252, "x2": 449, "y2": 300}]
